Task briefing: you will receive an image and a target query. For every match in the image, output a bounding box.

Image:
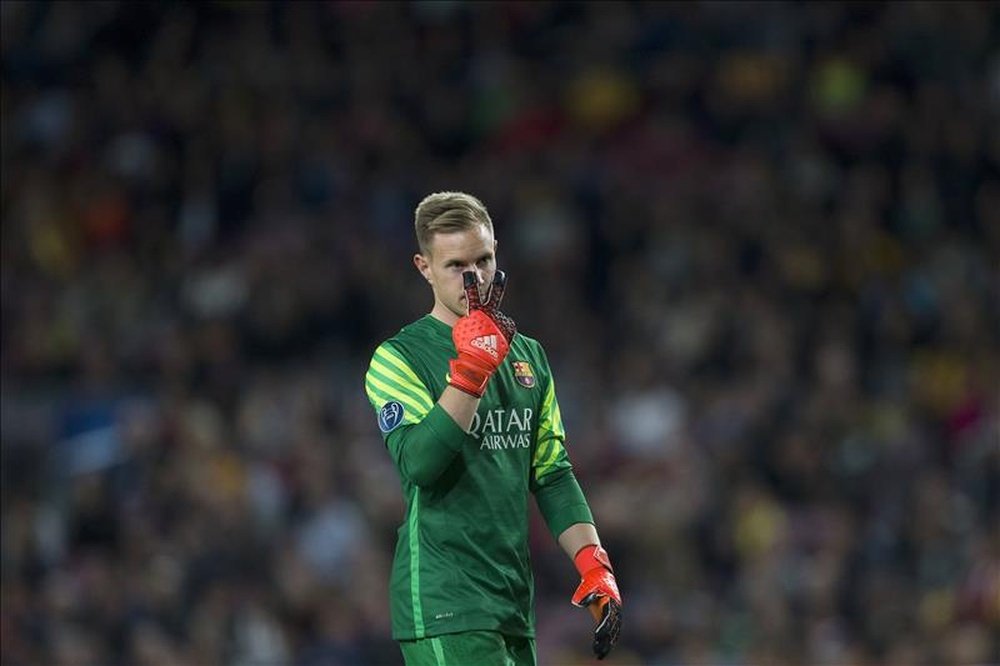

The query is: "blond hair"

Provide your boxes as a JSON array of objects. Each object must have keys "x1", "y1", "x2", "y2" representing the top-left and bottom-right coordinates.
[{"x1": 414, "y1": 191, "x2": 493, "y2": 255}]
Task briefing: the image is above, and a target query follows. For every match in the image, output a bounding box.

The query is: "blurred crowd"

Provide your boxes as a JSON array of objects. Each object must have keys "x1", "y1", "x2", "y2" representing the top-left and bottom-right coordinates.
[{"x1": 2, "y1": 2, "x2": 998, "y2": 665}]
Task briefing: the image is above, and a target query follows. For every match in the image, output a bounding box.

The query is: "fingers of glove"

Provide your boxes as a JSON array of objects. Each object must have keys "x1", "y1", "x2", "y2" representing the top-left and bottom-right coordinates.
[
  {"x1": 490, "y1": 308, "x2": 517, "y2": 343},
  {"x1": 485, "y1": 270, "x2": 507, "y2": 309},
  {"x1": 591, "y1": 597, "x2": 622, "y2": 660},
  {"x1": 586, "y1": 596, "x2": 604, "y2": 622},
  {"x1": 463, "y1": 271, "x2": 482, "y2": 311}
]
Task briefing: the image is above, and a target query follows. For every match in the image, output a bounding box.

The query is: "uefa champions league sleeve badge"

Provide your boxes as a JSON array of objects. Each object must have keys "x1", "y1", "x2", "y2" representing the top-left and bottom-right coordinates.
[{"x1": 378, "y1": 401, "x2": 405, "y2": 432}]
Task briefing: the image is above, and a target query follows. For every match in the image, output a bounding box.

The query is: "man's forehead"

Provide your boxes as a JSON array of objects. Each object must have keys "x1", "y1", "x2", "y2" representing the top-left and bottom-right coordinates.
[{"x1": 428, "y1": 226, "x2": 494, "y2": 258}]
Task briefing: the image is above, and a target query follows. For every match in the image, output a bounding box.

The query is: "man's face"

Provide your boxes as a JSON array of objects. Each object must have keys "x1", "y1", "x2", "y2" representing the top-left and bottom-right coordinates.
[{"x1": 415, "y1": 224, "x2": 497, "y2": 323}]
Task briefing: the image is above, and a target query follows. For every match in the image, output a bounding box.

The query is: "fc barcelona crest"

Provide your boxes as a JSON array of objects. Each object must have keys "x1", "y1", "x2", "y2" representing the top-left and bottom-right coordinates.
[{"x1": 512, "y1": 361, "x2": 535, "y2": 388}]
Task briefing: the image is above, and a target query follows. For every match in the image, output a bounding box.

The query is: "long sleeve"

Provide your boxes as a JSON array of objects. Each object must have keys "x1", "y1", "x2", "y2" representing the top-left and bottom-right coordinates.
[
  {"x1": 385, "y1": 404, "x2": 468, "y2": 487},
  {"x1": 530, "y1": 370, "x2": 593, "y2": 537},
  {"x1": 534, "y1": 467, "x2": 593, "y2": 538},
  {"x1": 365, "y1": 342, "x2": 467, "y2": 487}
]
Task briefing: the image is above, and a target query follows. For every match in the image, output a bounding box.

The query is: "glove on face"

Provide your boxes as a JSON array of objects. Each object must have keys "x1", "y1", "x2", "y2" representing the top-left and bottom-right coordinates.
[
  {"x1": 572, "y1": 545, "x2": 622, "y2": 660},
  {"x1": 448, "y1": 271, "x2": 517, "y2": 398}
]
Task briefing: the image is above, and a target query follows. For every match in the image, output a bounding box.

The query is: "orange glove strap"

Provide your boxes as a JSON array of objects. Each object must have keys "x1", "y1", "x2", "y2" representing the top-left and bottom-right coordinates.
[
  {"x1": 574, "y1": 544, "x2": 612, "y2": 576},
  {"x1": 448, "y1": 357, "x2": 491, "y2": 398}
]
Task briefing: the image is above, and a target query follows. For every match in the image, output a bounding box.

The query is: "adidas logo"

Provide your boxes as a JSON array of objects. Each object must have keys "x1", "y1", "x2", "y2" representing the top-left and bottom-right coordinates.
[{"x1": 471, "y1": 335, "x2": 499, "y2": 359}]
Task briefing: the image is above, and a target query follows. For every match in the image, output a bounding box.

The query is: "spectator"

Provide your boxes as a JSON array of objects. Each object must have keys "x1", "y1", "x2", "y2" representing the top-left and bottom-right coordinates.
[{"x1": 2, "y1": 2, "x2": 997, "y2": 664}]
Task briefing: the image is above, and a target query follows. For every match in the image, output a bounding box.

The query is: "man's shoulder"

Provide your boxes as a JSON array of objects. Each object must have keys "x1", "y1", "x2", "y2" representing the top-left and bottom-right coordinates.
[
  {"x1": 511, "y1": 330, "x2": 542, "y2": 351},
  {"x1": 370, "y1": 317, "x2": 440, "y2": 360},
  {"x1": 509, "y1": 331, "x2": 550, "y2": 367},
  {"x1": 514, "y1": 330, "x2": 542, "y2": 349},
  {"x1": 371, "y1": 330, "x2": 410, "y2": 358}
]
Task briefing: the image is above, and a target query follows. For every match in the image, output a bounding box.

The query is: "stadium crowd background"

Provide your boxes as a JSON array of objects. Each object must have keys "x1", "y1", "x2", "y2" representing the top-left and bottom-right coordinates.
[{"x1": 2, "y1": 2, "x2": 998, "y2": 665}]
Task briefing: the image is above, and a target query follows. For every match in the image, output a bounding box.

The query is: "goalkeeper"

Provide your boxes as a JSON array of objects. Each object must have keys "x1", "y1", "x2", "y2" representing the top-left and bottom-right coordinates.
[{"x1": 364, "y1": 191, "x2": 621, "y2": 665}]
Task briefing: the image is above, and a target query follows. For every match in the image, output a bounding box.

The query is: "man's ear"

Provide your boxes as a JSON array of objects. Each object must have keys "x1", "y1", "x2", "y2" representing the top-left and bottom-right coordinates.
[{"x1": 414, "y1": 253, "x2": 432, "y2": 284}]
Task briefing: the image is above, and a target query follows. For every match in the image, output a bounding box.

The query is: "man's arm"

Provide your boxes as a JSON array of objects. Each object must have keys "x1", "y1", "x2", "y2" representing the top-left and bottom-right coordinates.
[
  {"x1": 535, "y1": 479, "x2": 623, "y2": 662},
  {"x1": 388, "y1": 387, "x2": 480, "y2": 488},
  {"x1": 558, "y1": 522, "x2": 601, "y2": 558},
  {"x1": 438, "y1": 384, "x2": 481, "y2": 431},
  {"x1": 531, "y1": 369, "x2": 622, "y2": 659},
  {"x1": 530, "y1": 373, "x2": 594, "y2": 533},
  {"x1": 365, "y1": 271, "x2": 515, "y2": 488},
  {"x1": 365, "y1": 341, "x2": 472, "y2": 488}
]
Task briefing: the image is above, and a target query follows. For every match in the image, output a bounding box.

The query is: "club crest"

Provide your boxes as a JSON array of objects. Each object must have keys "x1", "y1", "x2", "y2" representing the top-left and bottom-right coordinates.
[{"x1": 511, "y1": 361, "x2": 535, "y2": 388}]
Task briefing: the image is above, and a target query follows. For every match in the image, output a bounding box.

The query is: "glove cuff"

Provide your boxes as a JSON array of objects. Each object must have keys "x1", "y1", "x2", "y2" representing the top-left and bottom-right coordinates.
[
  {"x1": 448, "y1": 357, "x2": 490, "y2": 398},
  {"x1": 574, "y1": 544, "x2": 613, "y2": 577}
]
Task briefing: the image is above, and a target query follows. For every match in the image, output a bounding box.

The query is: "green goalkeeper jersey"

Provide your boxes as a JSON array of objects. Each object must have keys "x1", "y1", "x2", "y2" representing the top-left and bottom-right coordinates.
[{"x1": 365, "y1": 315, "x2": 594, "y2": 640}]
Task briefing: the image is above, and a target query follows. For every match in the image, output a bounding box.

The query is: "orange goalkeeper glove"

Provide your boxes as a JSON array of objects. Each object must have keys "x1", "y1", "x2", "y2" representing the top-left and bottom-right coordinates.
[
  {"x1": 572, "y1": 544, "x2": 622, "y2": 660},
  {"x1": 448, "y1": 270, "x2": 517, "y2": 398}
]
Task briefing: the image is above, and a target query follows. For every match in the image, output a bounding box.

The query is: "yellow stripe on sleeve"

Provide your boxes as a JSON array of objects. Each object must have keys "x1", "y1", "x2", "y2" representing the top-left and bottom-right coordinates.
[
  {"x1": 365, "y1": 343, "x2": 434, "y2": 427},
  {"x1": 375, "y1": 345, "x2": 426, "y2": 388},
  {"x1": 365, "y1": 372, "x2": 429, "y2": 423},
  {"x1": 368, "y1": 357, "x2": 433, "y2": 412},
  {"x1": 535, "y1": 438, "x2": 565, "y2": 477},
  {"x1": 534, "y1": 377, "x2": 568, "y2": 478}
]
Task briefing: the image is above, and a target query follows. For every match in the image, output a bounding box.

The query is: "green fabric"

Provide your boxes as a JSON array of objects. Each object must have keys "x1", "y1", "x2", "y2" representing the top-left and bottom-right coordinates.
[
  {"x1": 400, "y1": 631, "x2": 536, "y2": 666},
  {"x1": 409, "y1": 488, "x2": 424, "y2": 635},
  {"x1": 388, "y1": 404, "x2": 468, "y2": 487},
  {"x1": 532, "y1": 467, "x2": 594, "y2": 539},
  {"x1": 364, "y1": 315, "x2": 593, "y2": 640}
]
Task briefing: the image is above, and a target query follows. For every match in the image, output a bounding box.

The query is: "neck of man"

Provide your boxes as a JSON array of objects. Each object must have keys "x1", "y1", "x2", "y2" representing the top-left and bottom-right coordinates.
[{"x1": 430, "y1": 301, "x2": 459, "y2": 327}]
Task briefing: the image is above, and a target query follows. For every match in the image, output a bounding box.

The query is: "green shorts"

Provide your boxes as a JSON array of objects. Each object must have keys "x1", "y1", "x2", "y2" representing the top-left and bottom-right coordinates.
[{"x1": 399, "y1": 631, "x2": 536, "y2": 666}]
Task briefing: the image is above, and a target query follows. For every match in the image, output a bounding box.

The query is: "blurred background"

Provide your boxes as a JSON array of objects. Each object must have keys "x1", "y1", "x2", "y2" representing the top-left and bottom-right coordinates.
[{"x1": 2, "y1": 2, "x2": 998, "y2": 665}]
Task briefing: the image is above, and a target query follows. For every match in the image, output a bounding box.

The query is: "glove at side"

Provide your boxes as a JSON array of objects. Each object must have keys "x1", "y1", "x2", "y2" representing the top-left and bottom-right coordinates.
[{"x1": 572, "y1": 545, "x2": 622, "y2": 660}]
